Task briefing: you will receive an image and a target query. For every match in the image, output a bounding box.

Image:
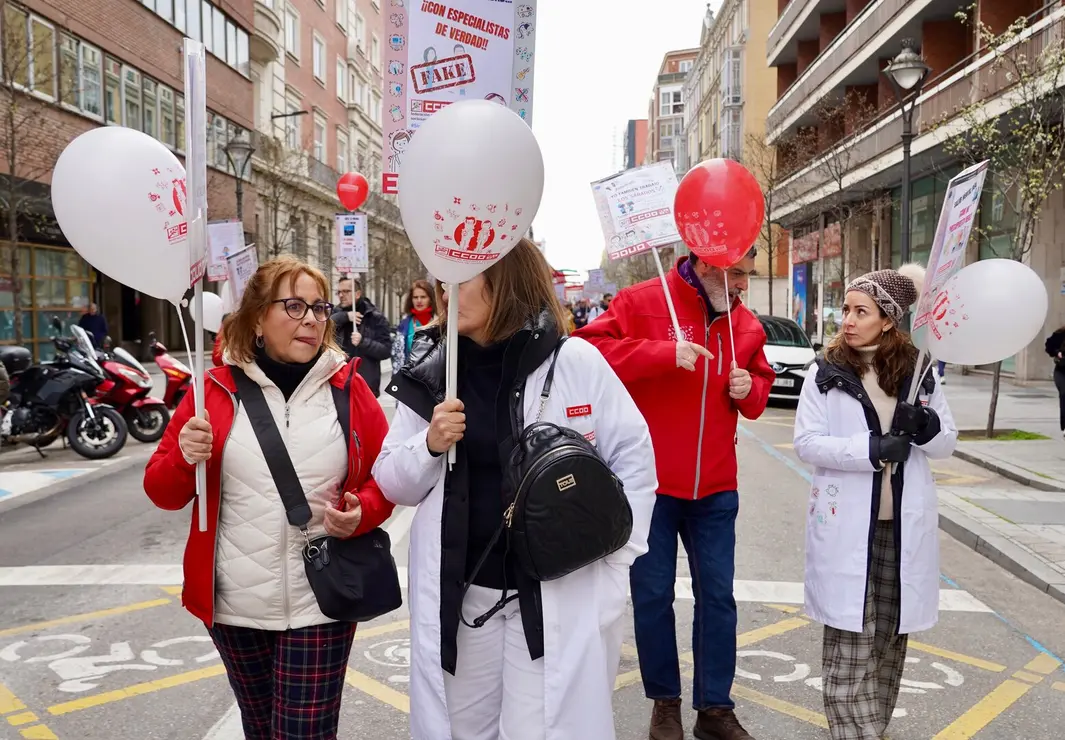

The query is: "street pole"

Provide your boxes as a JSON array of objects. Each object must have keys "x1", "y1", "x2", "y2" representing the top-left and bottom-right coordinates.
[
  {"x1": 900, "y1": 110, "x2": 913, "y2": 265},
  {"x1": 234, "y1": 177, "x2": 244, "y2": 221}
]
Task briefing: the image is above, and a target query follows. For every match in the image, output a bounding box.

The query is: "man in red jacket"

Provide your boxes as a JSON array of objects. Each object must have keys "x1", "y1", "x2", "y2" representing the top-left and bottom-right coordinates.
[{"x1": 576, "y1": 248, "x2": 773, "y2": 740}]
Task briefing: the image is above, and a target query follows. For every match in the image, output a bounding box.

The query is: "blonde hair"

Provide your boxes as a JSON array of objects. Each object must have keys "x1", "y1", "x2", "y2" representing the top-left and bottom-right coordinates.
[{"x1": 221, "y1": 255, "x2": 342, "y2": 363}]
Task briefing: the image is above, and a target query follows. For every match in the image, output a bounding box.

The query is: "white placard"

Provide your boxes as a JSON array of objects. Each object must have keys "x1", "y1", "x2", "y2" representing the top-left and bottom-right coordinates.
[
  {"x1": 207, "y1": 220, "x2": 245, "y2": 281},
  {"x1": 591, "y1": 161, "x2": 682, "y2": 261},
  {"x1": 184, "y1": 41, "x2": 208, "y2": 284},
  {"x1": 335, "y1": 213, "x2": 369, "y2": 273},
  {"x1": 381, "y1": 0, "x2": 538, "y2": 194},
  {"x1": 226, "y1": 245, "x2": 259, "y2": 303}
]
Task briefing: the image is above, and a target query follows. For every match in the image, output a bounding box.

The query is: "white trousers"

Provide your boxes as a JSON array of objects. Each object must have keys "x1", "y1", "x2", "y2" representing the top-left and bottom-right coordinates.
[{"x1": 443, "y1": 585, "x2": 546, "y2": 740}]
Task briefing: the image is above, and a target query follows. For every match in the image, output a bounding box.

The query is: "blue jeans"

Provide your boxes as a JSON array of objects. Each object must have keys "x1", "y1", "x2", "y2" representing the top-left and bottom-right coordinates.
[
  {"x1": 630, "y1": 490, "x2": 739, "y2": 710},
  {"x1": 937, "y1": 361, "x2": 946, "y2": 377}
]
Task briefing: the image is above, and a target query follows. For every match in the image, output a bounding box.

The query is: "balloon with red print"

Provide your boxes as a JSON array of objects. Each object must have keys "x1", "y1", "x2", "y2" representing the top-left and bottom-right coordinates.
[
  {"x1": 674, "y1": 159, "x2": 764, "y2": 268},
  {"x1": 337, "y1": 172, "x2": 369, "y2": 211}
]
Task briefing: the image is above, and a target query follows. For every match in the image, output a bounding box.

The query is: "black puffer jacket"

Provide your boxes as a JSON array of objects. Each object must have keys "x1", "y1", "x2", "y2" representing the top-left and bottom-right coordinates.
[
  {"x1": 331, "y1": 296, "x2": 392, "y2": 397},
  {"x1": 0, "y1": 362, "x2": 8, "y2": 406},
  {"x1": 386, "y1": 310, "x2": 561, "y2": 675}
]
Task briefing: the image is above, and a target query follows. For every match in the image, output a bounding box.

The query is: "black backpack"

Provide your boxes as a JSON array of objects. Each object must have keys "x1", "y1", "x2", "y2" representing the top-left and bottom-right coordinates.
[{"x1": 463, "y1": 338, "x2": 632, "y2": 628}]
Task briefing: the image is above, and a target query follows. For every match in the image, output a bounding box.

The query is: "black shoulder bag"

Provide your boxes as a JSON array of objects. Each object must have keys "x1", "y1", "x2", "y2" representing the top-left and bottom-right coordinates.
[
  {"x1": 462, "y1": 338, "x2": 632, "y2": 627},
  {"x1": 230, "y1": 366, "x2": 403, "y2": 623}
]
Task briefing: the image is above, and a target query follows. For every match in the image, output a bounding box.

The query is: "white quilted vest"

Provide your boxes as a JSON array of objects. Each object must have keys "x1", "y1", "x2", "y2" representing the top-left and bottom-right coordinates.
[{"x1": 213, "y1": 351, "x2": 349, "y2": 630}]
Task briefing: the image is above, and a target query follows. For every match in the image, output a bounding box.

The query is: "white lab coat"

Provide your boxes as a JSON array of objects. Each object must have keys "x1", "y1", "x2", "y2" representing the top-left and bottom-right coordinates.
[
  {"x1": 373, "y1": 336, "x2": 657, "y2": 740},
  {"x1": 793, "y1": 369, "x2": 957, "y2": 635}
]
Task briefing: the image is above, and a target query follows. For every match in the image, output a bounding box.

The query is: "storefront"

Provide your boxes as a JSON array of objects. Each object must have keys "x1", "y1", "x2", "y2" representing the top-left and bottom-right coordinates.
[{"x1": 1, "y1": 213, "x2": 95, "y2": 361}]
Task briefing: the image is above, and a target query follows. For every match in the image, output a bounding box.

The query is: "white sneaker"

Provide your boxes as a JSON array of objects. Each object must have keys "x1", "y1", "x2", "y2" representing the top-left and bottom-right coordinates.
[{"x1": 939, "y1": 375, "x2": 947, "y2": 385}]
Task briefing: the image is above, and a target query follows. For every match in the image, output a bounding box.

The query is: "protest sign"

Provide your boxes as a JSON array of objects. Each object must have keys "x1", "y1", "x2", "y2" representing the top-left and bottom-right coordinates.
[
  {"x1": 226, "y1": 245, "x2": 259, "y2": 303},
  {"x1": 206, "y1": 220, "x2": 245, "y2": 281},
  {"x1": 381, "y1": 0, "x2": 538, "y2": 193},
  {"x1": 591, "y1": 162, "x2": 682, "y2": 260},
  {"x1": 335, "y1": 213, "x2": 369, "y2": 273},
  {"x1": 911, "y1": 160, "x2": 989, "y2": 348}
]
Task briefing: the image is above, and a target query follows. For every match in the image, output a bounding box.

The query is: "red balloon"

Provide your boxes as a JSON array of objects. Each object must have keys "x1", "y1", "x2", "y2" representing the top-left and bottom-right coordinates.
[
  {"x1": 673, "y1": 159, "x2": 765, "y2": 268},
  {"x1": 337, "y1": 172, "x2": 369, "y2": 211}
]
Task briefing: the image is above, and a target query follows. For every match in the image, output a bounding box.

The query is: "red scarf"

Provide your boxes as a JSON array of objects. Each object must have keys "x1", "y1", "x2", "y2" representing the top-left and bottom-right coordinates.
[{"x1": 411, "y1": 306, "x2": 434, "y2": 327}]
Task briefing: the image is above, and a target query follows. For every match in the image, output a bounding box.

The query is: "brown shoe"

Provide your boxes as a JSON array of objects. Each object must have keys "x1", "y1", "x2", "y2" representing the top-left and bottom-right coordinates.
[
  {"x1": 648, "y1": 698, "x2": 683, "y2": 740},
  {"x1": 693, "y1": 707, "x2": 754, "y2": 740}
]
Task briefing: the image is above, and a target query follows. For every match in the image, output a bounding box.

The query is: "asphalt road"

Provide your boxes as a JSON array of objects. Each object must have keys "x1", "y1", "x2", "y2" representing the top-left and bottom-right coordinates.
[{"x1": 1, "y1": 396, "x2": 1064, "y2": 739}]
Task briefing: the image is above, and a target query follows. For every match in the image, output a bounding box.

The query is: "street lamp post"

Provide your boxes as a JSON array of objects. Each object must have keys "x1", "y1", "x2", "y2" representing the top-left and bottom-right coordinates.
[
  {"x1": 223, "y1": 134, "x2": 255, "y2": 221},
  {"x1": 883, "y1": 39, "x2": 931, "y2": 265}
]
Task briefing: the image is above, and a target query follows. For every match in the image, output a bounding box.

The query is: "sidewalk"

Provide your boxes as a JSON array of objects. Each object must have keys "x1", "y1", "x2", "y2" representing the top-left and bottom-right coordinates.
[{"x1": 937, "y1": 371, "x2": 1065, "y2": 604}]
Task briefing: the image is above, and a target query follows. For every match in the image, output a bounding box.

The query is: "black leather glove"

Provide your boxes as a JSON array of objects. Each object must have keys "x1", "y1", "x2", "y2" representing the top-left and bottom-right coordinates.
[
  {"x1": 893, "y1": 402, "x2": 930, "y2": 435},
  {"x1": 871, "y1": 433, "x2": 914, "y2": 465}
]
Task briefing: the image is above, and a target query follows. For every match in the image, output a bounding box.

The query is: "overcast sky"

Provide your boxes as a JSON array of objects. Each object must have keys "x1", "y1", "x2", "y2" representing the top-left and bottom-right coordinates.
[{"x1": 530, "y1": 1, "x2": 712, "y2": 275}]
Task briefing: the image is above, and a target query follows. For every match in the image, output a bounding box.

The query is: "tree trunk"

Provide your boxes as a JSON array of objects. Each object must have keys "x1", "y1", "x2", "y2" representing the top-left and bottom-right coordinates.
[{"x1": 986, "y1": 360, "x2": 1002, "y2": 439}]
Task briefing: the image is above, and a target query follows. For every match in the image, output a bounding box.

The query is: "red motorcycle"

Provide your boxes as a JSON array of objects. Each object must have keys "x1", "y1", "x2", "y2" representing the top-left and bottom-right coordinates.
[
  {"x1": 148, "y1": 332, "x2": 193, "y2": 410},
  {"x1": 94, "y1": 337, "x2": 171, "y2": 443}
]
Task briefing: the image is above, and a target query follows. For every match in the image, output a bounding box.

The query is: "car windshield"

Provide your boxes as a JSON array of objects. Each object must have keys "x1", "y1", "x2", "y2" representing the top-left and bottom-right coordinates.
[{"x1": 760, "y1": 318, "x2": 811, "y2": 348}]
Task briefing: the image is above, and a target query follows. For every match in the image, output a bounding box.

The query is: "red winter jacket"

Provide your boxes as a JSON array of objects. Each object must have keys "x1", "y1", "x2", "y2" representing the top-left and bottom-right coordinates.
[
  {"x1": 576, "y1": 259, "x2": 775, "y2": 499},
  {"x1": 143, "y1": 358, "x2": 394, "y2": 627}
]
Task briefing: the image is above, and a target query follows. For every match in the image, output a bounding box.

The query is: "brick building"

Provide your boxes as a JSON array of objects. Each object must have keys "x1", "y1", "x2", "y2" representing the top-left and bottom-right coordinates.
[
  {"x1": 0, "y1": 0, "x2": 256, "y2": 359},
  {"x1": 644, "y1": 48, "x2": 698, "y2": 170}
]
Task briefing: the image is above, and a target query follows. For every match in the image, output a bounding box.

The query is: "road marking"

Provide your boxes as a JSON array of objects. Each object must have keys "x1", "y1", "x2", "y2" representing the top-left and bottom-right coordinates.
[
  {"x1": 345, "y1": 669, "x2": 410, "y2": 713},
  {"x1": 1011, "y1": 670, "x2": 1043, "y2": 683},
  {"x1": 0, "y1": 598, "x2": 172, "y2": 638},
  {"x1": 0, "y1": 682, "x2": 60, "y2": 739},
  {"x1": 908, "y1": 641, "x2": 1006, "y2": 673},
  {"x1": 1052, "y1": 681, "x2": 1065, "y2": 692},
  {"x1": 202, "y1": 702, "x2": 241, "y2": 739},
  {"x1": 932, "y1": 653, "x2": 1062, "y2": 738},
  {"x1": 731, "y1": 683, "x2": 828, "y2": 729},
  {"x1": 354, "y1": 620, "x2": 410, "y2": 641},
  {"x1": 47, "y1": 665, "x2": 227, "y2": 716},
  {"x1": 160, "y1": 586, "x2": 183, "y2": 596},
  {"x1": 0, "y1": 566, "x2": 994, "y2": 612},
  {"x1": 677, "y1": 616, "x2": 809, "y2": 676}
]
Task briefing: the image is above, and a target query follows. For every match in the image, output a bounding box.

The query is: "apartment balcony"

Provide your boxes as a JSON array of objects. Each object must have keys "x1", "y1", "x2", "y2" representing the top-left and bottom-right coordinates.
[
  {"x1": 348, "y1": 37, "x2": 366, "y2": 60},
  {"x1": 768, "y1": 0, "x2": 839, "y2": 67},
  {"x1": 766, "y1": 0, "x2": 955, "y2": 143},
  {"x1": 768, "y1": 6, "x2": 1065, "y2": 225},
  {"x1": 250, "y1": 0, "x2": 282, "y2": 64}
]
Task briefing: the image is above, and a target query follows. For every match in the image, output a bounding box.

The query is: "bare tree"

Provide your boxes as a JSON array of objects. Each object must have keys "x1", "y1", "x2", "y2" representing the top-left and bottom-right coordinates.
[
  {"x1": 599, "y1": 247, "x2": 677, "y2": 290},
  {"x1": 937, "y1": 8, "x2": 1065, "y2": 437},
  {"x1": 1, "y1": 1, "x2": 66, "y2": 343},
  {"x1": 252, "y1": 135, "x2": 315, "y2": 261},
  {"x1": 745, "y1": 132, "x2": 801, "y2": 316}
]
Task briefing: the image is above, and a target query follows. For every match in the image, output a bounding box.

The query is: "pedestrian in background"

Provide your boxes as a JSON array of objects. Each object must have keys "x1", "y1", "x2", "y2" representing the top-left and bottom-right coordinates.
[
  {"x1": 577, "y1": 248, "x2": 774, "y2": 740},
  {"x1": 392, "y1": 278, "x2": 437, "y2": 369},
  {"x1": 332, "y1": 276, "x2": 393, "y2": 397},
  {"x1": 77, "y1": 302, "x2": 108, "y2": 348},
  {"x1": 374, "y1": 238, "x2": 657, "y2": 740},
  {"x1": 144, "y1": 256, "x2": 394, "y2": 740},
  {"x1": 1045, "y1": 325, "x2": 1065, "y2": 438},
  {"x1": 587, "y1": 292, "x2": 614, "y2": 323},
  {"x1": 793, "y1": 265, "x2": 957, "y2": 740}
]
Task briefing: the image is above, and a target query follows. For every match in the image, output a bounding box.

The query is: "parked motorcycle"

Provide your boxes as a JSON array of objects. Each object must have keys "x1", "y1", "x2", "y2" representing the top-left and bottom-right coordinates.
[
  {"x1": 93, "y1": 336, "x2": 171, "y2": 444},
  {"x1": 0, "y1": 320, "x2": 128, "y2": 460},
  {"x1": 148, "y1": 332, "x2": 192, "y2": 410}
]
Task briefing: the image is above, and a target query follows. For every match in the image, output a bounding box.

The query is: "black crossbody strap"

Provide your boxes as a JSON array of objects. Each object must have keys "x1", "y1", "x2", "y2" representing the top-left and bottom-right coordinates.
[
  {"x1": 514, "y1": 335, "x2": 568, "y2": 434},
  {"x1": 230, "y1": 366, "x2": 312, "y2": 529}
]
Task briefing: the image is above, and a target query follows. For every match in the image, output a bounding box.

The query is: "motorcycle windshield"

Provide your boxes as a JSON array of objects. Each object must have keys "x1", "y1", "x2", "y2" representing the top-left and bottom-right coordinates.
[
  {"x1": 112, "y1": 347, "x2": 150, "y2": 377},
  {"x1": 70, "y1": 326, "x2": 105, "y2": 377}
]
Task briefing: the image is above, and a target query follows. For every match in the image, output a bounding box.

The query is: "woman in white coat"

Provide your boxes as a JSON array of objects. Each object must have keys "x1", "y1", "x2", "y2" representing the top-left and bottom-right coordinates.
[
  {"x1": 793, "y1": 265, "x2": 957, "y2": 740},
  {"x1": 373, "y1": 238, "x2": 657, "y2": 740}
]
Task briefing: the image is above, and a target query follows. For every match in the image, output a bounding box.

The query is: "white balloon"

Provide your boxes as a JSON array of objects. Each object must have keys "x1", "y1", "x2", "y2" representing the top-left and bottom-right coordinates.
[
  {"x1": 926, "y1": 259, "x2": 1048, "y2": 366},
  {"x1": 199, "y1": 292, "x2": 224, "y2": 334},
  {"x1": 398, "y1": 100, "x2": 545, "y2": 285},
  {"x1": 52, "y1": 127, "x2": 196, "y2": 305}
]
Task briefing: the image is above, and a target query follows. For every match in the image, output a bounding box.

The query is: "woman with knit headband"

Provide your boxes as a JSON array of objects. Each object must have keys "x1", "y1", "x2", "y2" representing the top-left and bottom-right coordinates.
[{"x1": 793, "y1": 264, "x2": 958, "y2": 740}]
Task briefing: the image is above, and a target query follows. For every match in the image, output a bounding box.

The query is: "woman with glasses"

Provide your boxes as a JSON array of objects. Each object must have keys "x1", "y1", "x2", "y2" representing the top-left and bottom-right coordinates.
[{"x1": 144, "y1": 256, "x2": 394, "y2": 739}]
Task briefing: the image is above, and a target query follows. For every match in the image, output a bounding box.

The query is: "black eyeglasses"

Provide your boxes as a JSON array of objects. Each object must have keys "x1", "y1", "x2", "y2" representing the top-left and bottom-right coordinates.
[{"x1": 273, "y1": 298, "x2": 334, "y2": 322}]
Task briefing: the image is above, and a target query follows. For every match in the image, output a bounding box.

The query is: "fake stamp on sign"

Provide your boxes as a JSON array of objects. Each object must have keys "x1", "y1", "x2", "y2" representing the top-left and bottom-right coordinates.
[{"x1": 411, "y1": 53, "x2": 476, "y2": 94}]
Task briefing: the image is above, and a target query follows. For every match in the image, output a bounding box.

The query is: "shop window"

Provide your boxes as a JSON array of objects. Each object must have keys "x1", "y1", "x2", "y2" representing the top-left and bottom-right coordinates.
[
  {"x1": 143, "y1": 78, "x2": 158, "y2": 138},
  {"x1": 104, "y1": 57, "x2": 121, "y2": 124}
]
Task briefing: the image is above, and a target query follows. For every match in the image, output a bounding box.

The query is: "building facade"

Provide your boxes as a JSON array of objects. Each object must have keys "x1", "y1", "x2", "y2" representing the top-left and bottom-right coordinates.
[
  {"x1": 623, "y1": 118, "x2": 648, "y2": 170},
  {"x1": 0, "y1": 0, "x2": 256, "y2": 359},
  {"x1": 684, "y1": 0, "x2": 788, "y2": 312},
  {"x1": 644, "y1": 48, "x2": 698, "y2": 170},
  {"x1": 766, "y1": 0, "x2": 1065, "y2": 378}
]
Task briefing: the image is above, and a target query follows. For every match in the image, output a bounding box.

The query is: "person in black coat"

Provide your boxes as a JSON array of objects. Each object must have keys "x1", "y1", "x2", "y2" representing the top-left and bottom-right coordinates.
[
  {"x1": 331, "y1": 277, "x2": 392, "y2": 397},
  {"x1": 1046, "y1": 326, "x2": 1065, "y2": 437}
]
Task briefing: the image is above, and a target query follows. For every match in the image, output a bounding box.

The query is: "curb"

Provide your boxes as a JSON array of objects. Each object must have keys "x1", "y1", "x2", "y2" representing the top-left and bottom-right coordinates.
[
  {"x1": 952, "y1": 447, "x2": 1065, "y2": 493},
  {"x1": 938, "y1": 506, "x2": 1065, "y2": 606},
  {"x1": 0, "y1": 448, "x2": 152, "y2": 517}
]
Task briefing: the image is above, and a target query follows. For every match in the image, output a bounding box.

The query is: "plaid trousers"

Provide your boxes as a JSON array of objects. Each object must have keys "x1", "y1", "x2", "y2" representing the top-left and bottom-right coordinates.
[
  {"x1": 822, "y1": 521, "x2": 908, "y2": 740},
  {"x1": 208, "y1": 621, "x2": 356, "y2": 740}
]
